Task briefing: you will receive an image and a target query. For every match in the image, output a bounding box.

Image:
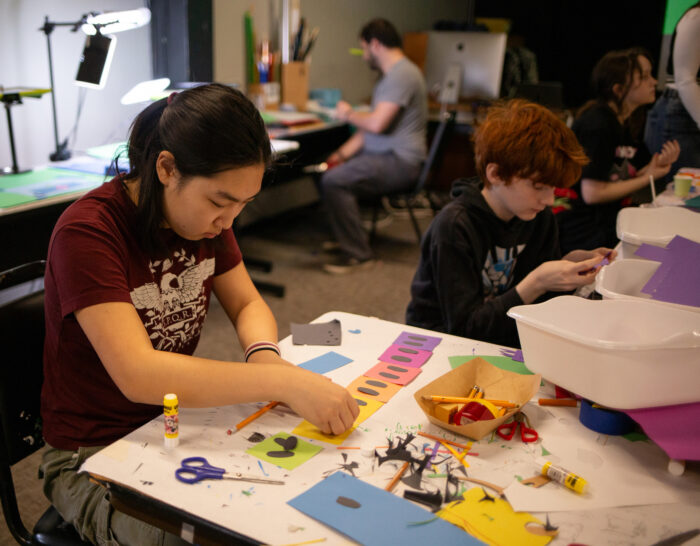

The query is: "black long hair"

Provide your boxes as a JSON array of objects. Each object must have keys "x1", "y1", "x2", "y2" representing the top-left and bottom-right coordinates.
[{"x1": 124, "y1": 83, "x2": 271, "y2": 256}]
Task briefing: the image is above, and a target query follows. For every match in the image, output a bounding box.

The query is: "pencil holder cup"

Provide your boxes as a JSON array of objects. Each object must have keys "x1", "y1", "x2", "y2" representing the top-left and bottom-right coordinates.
[
  {"x1": 310, "y1": 88, "x2": 342, "y2": 108},
  {"x1": 673, "y1": 175, "x2": 692, "y2": 198},
  {"x1": 248, "y1": 82, "x2": 280, "y2": 110},
  {"x1": 414, "y1": 357, "x2": 541, "y2": 440},
  {"x1": 281, "y1": 61, "x2": 309, "y2": 111}
]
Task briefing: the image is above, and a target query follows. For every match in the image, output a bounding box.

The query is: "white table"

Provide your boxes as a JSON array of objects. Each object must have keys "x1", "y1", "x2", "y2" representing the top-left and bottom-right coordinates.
[{"x1": 82, "y1": 311, "x2": 700, "y2": 545}]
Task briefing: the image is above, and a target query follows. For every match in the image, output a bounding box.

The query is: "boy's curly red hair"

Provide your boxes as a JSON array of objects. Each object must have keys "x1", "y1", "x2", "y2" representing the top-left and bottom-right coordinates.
[{"x1": 474, "y1": 99, "x2": 588, "y2": 188}]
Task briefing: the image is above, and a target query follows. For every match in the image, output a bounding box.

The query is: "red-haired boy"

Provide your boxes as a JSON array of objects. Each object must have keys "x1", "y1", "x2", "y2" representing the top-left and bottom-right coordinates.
[{"x1": 406, "y1": 100, "x2": 615, "y2": 347}]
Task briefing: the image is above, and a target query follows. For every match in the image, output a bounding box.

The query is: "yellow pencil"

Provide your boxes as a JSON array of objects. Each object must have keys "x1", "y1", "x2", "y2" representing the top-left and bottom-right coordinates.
[{"x1": 422, "y1": 395, "x2": 518, "y2": 407}]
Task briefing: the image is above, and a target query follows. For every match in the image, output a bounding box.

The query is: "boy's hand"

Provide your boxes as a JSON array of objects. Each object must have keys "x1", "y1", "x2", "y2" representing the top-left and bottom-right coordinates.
[
  {"x1": 282, "y1": 368, "x2": 359, "y2": 435},
  {"x1": 563, "y1": 247, "x2": 616, "y2": 264},
  {"x1": 517, "y1": 256, "x2": 605, "y2": 303}
]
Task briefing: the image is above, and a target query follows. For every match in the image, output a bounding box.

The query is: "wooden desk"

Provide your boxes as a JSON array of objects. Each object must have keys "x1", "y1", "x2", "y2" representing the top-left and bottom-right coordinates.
[{"x1": 82, "y1": 311, "x2": 700, "y2": 546}]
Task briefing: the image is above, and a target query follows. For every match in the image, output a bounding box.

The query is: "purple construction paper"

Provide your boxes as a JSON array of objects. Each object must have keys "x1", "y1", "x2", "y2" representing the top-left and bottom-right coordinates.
[
  {"x1": 393, "y1": 331, "x2": 442, "y2": 351},
  {"x1": 298, "y1": 351, "x2": 353, "y2": 374},
  {"x1": 639, "y1": 236, "x2": 700, "y2": 306},
  {"x1": 625, "y1": 402, "x2": 700, "y2": 460},
  {"x1": 634, "y1": 243, "x2": 668, "y2": 262},
  {"x1": 378, "y1": 344, "x2": 432, "y2": 368},
  {"x1": 288, "y1": 471, "x2": 482, "y2": 545}
]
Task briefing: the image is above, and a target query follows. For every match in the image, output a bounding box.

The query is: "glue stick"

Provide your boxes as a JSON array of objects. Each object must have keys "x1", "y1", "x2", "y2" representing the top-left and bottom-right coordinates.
[
  {"x1": 163, "y1": 393, "x2": 179, "y2": 449},
  {"x1": 536, "y1": 457, "x2": 588, "y2": 494}
]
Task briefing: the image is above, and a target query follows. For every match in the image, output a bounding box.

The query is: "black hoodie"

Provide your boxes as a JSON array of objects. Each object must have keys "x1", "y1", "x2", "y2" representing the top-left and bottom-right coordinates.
[{"x1": 406, "y1": 177, "x2": 561, "y2": 348}]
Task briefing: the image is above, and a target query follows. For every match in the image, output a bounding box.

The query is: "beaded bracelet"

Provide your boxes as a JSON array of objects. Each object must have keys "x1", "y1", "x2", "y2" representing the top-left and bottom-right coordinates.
[{"x1": 244, "y1": 341, "x2": 281, "y2": 362}]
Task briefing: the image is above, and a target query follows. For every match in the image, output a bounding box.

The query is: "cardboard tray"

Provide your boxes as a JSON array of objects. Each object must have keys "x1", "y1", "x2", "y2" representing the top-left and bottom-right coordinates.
[{"x1": 414, "y1": 357, "x2": 541, "y2": 440}]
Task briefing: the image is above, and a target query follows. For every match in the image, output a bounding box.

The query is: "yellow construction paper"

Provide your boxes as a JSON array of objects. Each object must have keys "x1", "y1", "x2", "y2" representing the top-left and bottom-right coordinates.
[
  {"x1": 438, "y1": 487, "x2": 554, "y2": 546},
  {"x1": 293, "y1": 395, "x2": 383, "y2": 445}
]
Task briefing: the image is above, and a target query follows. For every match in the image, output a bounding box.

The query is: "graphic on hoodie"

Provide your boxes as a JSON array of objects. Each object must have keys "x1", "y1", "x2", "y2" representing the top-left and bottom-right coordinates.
[{"x1": 482, "y1": 244, "x2": 525, "y2": 298}]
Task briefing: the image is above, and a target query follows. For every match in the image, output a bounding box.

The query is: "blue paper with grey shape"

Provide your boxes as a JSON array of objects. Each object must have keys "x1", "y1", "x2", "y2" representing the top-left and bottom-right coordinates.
[{"x1": 288, "y1": 471, "x2": 483, "y2": 545}]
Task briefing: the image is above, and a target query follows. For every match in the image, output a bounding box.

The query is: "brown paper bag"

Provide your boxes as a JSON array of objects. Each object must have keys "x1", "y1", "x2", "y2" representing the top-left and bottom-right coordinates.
[{"x1": 414, "y1": 357, "x2": 541, "y2": 440}]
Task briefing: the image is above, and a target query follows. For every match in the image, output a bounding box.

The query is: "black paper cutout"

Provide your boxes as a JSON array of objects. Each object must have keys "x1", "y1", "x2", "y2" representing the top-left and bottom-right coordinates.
[
  {"x1": 404, "y1": 341, "x2": 422, "y2": 346},
  {"x1": 354, "y1": 398, "x2": 367, "y2": 406},
  {"x1": 408, "y1": 335, "x2": 427, "y2": 341},
  {"x1": 365, "y1": 380, "x2": 387, "y2": 388},
  {"x1": 358, "y1": 387, "x2": 379, "y2": 396},
  {"x1": 267, "y1": 435, "x2": 299, "y2": 458},
  {"x1": 336, "y1": 496, "x2": 361, "y2": 509},
  {"x1": 247, "y1": 432, "x2": 266, "y2": 443},
  {"x1": 267, "y1": 451, "x2": 295, "y2": 458},
  {"x1": 479, "y1": 489, "x2": 496, "y2": 503},
  {"x1": 398, "y1": 347, "x2": 419, "y2": 354},
  {"x1": 379, "y1": 372, "x2": 400, "y2": 380},
  {"x1": 403, "y1": 489, "x2": 443, "y2": 510},
  {"x1": 323, "y1": 452, "x2": 360, "y2": 478},
  {"x1": 388, "y1": 365, "x2": 408, "y2": 372},
  {"x1": 391, "y1": 356, "x2": 411, "y2": 362}
]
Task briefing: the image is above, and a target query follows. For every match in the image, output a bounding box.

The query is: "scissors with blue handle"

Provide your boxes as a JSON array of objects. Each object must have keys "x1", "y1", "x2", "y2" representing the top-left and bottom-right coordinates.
[{"x1": 175, "y1": 457, "x2": 285, "y2": 485}]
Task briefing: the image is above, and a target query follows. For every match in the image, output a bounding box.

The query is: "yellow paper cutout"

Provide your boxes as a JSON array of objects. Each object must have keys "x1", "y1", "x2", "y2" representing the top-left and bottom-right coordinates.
[
  {"x1": 293, "y1": 395, "x2": 383, "y2": 445},
  {"x1": 438, "y1": 487, "x2": 554, "y2": 546}
]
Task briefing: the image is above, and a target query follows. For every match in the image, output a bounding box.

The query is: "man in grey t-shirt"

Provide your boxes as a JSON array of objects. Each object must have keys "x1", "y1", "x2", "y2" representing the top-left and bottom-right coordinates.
[{"x1": 321, "y1": 18, "x2": 428, "y2": 274}]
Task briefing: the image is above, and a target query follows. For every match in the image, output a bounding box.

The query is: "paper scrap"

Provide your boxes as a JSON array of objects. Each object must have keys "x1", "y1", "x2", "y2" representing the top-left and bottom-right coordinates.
[
  {"x1": 291, "y1": 319, "x2": 342, "y2": 346},
  {"x1": 378, "y1": 344, "x2": 432, "y2": 368},
  {"x1": 364, "y1": 361, "x2": 422, "y2": 386},
  {"x1": 449, "y1": 354, "x2": 533, "y2": 375},
  {"x1": 297, "y1": 351, "x2": 352, "y2": 374}
]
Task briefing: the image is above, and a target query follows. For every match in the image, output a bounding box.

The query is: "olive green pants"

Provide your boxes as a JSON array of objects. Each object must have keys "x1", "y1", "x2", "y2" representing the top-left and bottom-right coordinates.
[{"x1": 40, "y1": 445, "x2": 189, "y2": 546}]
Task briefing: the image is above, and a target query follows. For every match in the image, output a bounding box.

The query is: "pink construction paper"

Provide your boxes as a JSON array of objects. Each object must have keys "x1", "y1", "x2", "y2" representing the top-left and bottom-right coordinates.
[
  {"x1": 364, "y1": 361, "x2": 422, "y2": 386},
  {"x1": 377, "y1": 344, "x2": 432, "y2": 368},
  {"x1": 625, "y1": 402, "x2": 700, "y2": 460}
]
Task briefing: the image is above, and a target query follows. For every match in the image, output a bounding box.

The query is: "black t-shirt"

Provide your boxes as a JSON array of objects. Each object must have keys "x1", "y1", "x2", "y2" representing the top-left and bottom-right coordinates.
[{"x1": 556, "y1": 103, "x2": 650, "y2": 254}]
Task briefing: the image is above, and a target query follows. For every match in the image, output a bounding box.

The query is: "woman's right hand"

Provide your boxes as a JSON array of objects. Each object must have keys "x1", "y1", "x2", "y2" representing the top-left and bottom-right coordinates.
[{"x1": 282, "y1": 368, "x2": 359, "y2": 435}]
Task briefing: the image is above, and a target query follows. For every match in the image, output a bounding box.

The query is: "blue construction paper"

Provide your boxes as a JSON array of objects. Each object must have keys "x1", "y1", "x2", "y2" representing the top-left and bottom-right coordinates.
[
  {"x1": 297, "y1": 351, "x2": 353, "y2": 374},
  {"x1": 288, "y1": 472, "x2": 482, "y2": 545}
]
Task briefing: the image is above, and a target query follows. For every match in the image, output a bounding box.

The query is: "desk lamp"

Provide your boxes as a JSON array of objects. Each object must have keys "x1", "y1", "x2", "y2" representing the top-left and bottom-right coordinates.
[{"x1": 38, "y1": 8, "x2": 151, "y2": 162}]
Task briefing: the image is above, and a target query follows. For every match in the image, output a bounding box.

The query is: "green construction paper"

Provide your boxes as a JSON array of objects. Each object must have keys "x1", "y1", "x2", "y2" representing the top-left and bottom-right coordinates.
[
  {"x1": 623, "y1": 431, "x2": 649, "y2": 442},
  {"x1": 246, "y1": 432, "x2": 323, "y2": 470},
  {"x1": 541, "y1": 446, "x2": 551, "y2": 456},
  {"x1": 449, "y1": 354, "x2": 533, "y2": 375},
  {"x1": 663, "y1": 0, "x2": 697, "y2": 34},
  {"x1": 0, "y1": 192, "x2": 34, "y2": 208}
]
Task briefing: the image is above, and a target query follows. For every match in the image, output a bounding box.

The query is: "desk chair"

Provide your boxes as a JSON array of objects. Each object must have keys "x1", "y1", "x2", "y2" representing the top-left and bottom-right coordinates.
[
  {"x1": 369, "y1": 110, "x2": 456, "y2": 243},
  {"x1": 0, "y1": 261, "x2": 90, "y2": 545}
]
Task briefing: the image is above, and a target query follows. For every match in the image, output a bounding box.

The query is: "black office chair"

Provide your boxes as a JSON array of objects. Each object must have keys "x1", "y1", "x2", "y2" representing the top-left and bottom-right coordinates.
[
  {"x1": 0, "y1": 261, "x2": 90, "y2": 545},
  {"x1": 369, "y1": 109, "x2": 456, "y2": 243}
]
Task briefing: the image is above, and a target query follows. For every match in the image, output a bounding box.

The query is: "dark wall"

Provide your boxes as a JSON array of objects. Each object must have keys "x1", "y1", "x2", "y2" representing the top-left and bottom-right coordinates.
[{"x1": 473, "y1": 0, "x2": 667, "y2": 109}]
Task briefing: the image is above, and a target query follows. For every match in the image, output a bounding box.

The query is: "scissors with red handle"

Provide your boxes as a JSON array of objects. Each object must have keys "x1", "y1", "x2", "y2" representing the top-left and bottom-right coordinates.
[{"x1": 496, "y1": 412, "x2": 538, "y2": 443}]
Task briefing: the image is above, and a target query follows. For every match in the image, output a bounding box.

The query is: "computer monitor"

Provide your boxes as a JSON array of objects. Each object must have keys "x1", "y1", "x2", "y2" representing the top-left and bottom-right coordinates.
[
  {"x1": 75, "y1": 33, "x2": 116, "y2": 89},
  {"x1": 423, "y1": 31, "x2": 507, "y2": 101}
]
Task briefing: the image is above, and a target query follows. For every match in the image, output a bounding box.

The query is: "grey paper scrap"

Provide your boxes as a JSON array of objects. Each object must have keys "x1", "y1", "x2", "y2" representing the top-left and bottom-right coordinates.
[{"x1": 291, "y1": 319, "x2": 342, "y2": 346}]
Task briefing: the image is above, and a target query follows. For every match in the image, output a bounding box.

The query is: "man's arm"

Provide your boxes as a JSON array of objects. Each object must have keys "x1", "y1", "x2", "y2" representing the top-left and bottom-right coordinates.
[{"x1": 335, "y1": 100, "x2": 400, "y2": 134}]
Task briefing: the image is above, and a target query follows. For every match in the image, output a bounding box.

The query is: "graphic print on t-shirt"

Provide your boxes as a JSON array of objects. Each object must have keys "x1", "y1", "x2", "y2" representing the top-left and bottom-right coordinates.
[
  {"x1": 129, "y1": 249, "x2": 215, "y2": 351},
  {"x1": 482, "y1": 244, "x2": 525, "y2": 299},
  {"x1": 610, "y1": 145, "x2": 638, "y2": 181}
]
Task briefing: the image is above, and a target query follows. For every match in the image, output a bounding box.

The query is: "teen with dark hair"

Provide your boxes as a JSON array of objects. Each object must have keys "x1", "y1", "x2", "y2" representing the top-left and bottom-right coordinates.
[
  {"x1": 406, "y1": 100, "x2": 612, "y2": 348},
  {"x1": 40, "y1": 83, "x2": 358, "y2": 545},
  {"x1": 320, "y1": 18, "x2": 427, "y2": 274},
  {"x1": 556, "y1": 48, "x2": 680, "y2": 254}
]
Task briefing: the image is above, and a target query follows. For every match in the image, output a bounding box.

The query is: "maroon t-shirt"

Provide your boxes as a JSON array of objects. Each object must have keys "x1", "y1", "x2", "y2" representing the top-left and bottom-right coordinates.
[{"x1": 41, "y1": 177, "x2": 242, "y2": 450}]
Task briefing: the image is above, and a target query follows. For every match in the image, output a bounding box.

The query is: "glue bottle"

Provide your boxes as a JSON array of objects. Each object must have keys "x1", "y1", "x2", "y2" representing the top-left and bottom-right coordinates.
[
  {"x1": 163, "y1": 393, "x2": 179, "y2": 449},
  {"x1": 536, "y1": 457, "x2": 588, "y2": 494}
]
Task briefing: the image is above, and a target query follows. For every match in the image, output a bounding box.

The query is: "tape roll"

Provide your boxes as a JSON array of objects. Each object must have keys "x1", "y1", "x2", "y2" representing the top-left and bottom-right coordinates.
[{"x1": 579, "y1": 399, "x2": 635, "y2": 435}]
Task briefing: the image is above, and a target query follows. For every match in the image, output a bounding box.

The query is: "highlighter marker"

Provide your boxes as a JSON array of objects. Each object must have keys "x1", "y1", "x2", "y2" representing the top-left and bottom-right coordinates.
[
  {"x1": 163, "y1": 393, "x2": 179, "y2": 449},
  {"x1": 536, "y1": 457, "x2": 588, "y2": 494}
]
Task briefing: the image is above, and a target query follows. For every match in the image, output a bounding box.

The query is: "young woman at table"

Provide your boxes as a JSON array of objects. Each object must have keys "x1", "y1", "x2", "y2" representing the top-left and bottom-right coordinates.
[
  {"x1": 556, "y1": 47, "x2": 680, "y2": 254},
  {"x1": 40, "y1": 83, "x2": 358, "y2": 545}
]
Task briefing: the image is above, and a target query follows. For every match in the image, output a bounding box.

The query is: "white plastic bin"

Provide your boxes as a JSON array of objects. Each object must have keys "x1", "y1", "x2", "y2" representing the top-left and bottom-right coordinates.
[
  {"x1": 616, "y1": 206, "x2": 700, "y2": 259},
  {"x1": 595, "y1": 259, "x2": 700, "y2": 313},
  {"x1": 508, "y1": 296, "x2": 700, "y2": 409}
]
